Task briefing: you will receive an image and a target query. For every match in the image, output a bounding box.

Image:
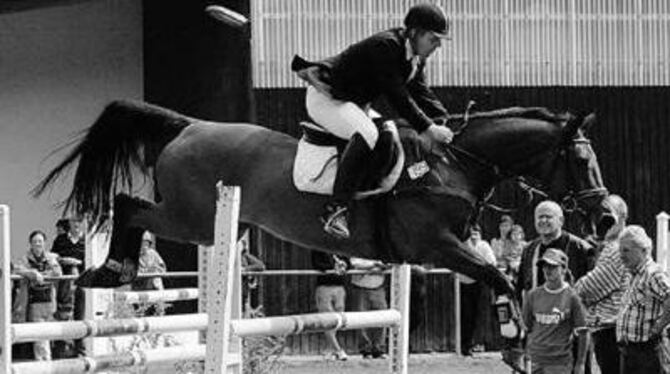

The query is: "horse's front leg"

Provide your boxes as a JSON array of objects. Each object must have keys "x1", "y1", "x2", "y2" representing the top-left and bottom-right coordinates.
[
  {"x1": 77, "y1": 194, "x2": 151, "y2": 288},
  {"x1": 430, "y1": 230, "x2": 513, "y2": 297}
]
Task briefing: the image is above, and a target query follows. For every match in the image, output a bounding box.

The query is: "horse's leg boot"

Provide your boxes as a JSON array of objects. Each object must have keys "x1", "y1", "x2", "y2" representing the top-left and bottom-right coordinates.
[
  {"x1": 323, "y1": 133, "x2": 372, "y2": 239},
  {"x1": 76, "y1": 194, "x2": 145, "y2": 288}
]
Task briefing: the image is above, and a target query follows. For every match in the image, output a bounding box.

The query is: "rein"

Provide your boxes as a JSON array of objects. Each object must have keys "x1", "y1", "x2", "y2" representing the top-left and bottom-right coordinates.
[{"x1": 389, "y1": 134, "x2": 607, "y2": 216}]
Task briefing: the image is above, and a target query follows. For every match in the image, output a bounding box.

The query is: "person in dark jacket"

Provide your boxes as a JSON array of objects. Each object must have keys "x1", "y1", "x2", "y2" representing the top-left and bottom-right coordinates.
[
  {"x1": 517, "y1": 200, "x2": 594, "y2": 374},
  {"x1": 517, "y1": 201, "x2": 593, "y2": 301},
  {"x1": 50, "y1": 218, "x2": 85, "y2": 358},
  {"x1": 292, "y1": 3, "x2": 456, "y2": 240}
]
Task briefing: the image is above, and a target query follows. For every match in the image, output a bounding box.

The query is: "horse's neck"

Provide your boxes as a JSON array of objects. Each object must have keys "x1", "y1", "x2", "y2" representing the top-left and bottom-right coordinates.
[{"x1": 453, "y1": 117, "x2": 561, "y2": 190}]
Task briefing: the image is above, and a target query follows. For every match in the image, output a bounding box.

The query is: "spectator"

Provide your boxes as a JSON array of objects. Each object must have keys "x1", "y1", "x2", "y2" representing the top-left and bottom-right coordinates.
[
  {"x1": 132, "y1": 231, "x2": 166, "y2": 291},
  {"x1": 54, "y1": 218, "x2": 69, "y2": 239},
  {"x1": 350, "y1": 256, "x2": 389, "y2": 359},
  {"x1": 51, "y1": 218, "x2": 84, "y2": 320},
  {"x1": 239, "y1": 238, "x2": 265, "y2": 313},
  {"x1": 491, "y1": 215, "x2": 514, "y2": 267},
  {"x1": 503, "y1": 224, "x2": 527, "y2": 280},
  {"x1": 616, "y1": 225, "x2": 670, "y2": 374},
  {"x1": 51, "y1": 218, "x2": 85, "y2": 274},
  {"x1": 312, "y1": 251, "x2": 349, "y2": 360},
  {"x1": 522, "y1": 248, "x2": 588, "y2": 374},
  {"x1": 517, "y1": 200, "x2": 593, "y2": 374},
  {"x1": 518, "y1": 201, "x2": 592, "y2": 300},
  {"x1": 459, "y1": 224, "x2": 496, "y2": 356},
  {"x1": 16, "y1": 230, "x2": 62, "y2": 360},
  {"x1": 574, "y1": 194, "x2": 629, "y2": 374},
  {"x1": 50, "y1": 217, "x2": 85, "y2": 358},
  {"x1": 127, "y1": 231, "x2": 166, "y2": 316}
]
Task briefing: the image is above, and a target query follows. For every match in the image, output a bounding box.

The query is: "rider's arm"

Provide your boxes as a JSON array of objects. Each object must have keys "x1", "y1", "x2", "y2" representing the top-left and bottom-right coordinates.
[
  {"x1": 407, "y1": 67, "x2": 449, "y2": 128},
  {"x1": 372, "y1": 39, "x2": 437, "y2": 133}
]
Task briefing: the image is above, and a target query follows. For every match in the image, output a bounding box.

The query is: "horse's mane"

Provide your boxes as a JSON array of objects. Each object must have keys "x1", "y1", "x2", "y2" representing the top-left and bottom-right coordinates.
[{"x1": 450, "y1": 106, "x2": 572, "y2": 124}]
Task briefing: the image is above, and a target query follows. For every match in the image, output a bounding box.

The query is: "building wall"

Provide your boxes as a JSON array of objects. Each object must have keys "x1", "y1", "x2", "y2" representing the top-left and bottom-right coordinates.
[
  {"x1": 251, "y1": 0, "x2": 670, "y2": 87},
  {"x1": 0, "y1": 0, "x2": 142, "y2": 260}
]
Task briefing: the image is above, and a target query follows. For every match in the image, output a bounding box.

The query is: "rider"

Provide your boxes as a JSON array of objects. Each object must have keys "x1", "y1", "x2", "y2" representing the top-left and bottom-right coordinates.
[{"x1": 292, "y1": 3, "x2": 456, "y2": 239}]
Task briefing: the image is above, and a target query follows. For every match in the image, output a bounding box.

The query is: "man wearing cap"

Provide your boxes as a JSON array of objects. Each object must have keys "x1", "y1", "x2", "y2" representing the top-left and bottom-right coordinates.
[
  {"x1": 522, "y1": 248, "x2": 588, "y2": 374},
  {"x1": 291, "y1": 3, "x2": 456, "y2": 240}
]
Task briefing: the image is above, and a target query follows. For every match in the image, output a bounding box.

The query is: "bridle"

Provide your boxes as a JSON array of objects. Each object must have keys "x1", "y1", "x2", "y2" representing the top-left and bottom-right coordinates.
[{"x1": 392, "y1": 134, "x2": 608, "y2": 216}]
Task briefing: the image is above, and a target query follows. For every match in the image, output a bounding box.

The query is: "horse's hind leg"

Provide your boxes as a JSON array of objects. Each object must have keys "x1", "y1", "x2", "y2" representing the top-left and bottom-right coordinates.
[{"x1": 77, "y1": 194, "x2": 157, "y2": 288}]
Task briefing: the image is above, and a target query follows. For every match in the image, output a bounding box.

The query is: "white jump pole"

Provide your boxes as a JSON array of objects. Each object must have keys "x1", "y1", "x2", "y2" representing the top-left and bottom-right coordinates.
[
  {"x1": 454, "y1": 274, "x2": 462, "y2": 356},
  {"x1": 1, "y1": 205, "x2": 11, "y2": 374},
  {"x1": 389, "y1": 264, "x2": 411, "y2": 374},
  {"x1": 657, "y1": 212, "x2": 669, "y2": 271},
  {"x1": 204, "y1": 183, "x2": 242, "y2": 374}
]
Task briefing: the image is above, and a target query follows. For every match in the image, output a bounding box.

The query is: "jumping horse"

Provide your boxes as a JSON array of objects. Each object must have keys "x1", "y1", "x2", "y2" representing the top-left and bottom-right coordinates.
[{"x1": 33, "y1": 101, "x2": 613, "y2": 301}]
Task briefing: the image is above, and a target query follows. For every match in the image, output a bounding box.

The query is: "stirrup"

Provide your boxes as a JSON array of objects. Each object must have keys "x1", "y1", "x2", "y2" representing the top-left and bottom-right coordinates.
[{"x1": 321, "y1": 205, "x2": 350, "y2": 240}]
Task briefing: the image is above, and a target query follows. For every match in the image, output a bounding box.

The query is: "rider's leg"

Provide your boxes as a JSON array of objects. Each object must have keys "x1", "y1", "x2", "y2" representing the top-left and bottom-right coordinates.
[
  {"x1": 305, "y1": 86, "x2": 378, "y2": 147},
  {"x1": 305, "y1": 85, "x2": 378, "y2": 239},
  {"x1": 324, "y1": 133, "x2": 373, "y2": 238}
]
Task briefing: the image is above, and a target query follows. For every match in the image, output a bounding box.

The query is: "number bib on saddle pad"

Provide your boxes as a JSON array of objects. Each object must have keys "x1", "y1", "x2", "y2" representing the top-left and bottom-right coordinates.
[{"x1": 292, "y1": 121, "x2": 405, "y2": 198}]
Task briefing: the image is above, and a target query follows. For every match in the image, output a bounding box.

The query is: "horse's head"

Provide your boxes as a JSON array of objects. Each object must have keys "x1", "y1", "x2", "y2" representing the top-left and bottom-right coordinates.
[
  {"x1": 543, "y1": 113, "x2": 614, "y2": 239},
  {"x1": 437, "y1": 108, "x2": 614, "y2": 240}
]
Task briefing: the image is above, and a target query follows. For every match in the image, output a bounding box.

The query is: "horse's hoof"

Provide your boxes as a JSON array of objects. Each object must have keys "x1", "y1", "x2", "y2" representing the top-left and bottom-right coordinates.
[{"x1": 75, "y1": 266, "x2": 124, "y2": 288}]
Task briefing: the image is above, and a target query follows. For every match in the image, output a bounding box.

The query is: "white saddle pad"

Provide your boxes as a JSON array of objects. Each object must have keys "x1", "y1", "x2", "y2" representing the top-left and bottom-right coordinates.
[
  {"x1": 292, "y1": 121, "x2": 405, "y2": 198},
  {"x1": 292, "y1": 139, "x2": 339, "y2": 195}
]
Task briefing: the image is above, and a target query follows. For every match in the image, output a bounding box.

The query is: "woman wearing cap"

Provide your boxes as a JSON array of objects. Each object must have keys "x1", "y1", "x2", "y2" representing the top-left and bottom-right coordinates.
[
  {"x1": 522, "y1": 248, "x2": 588, "y2": 374},
  {"x1": 291, "y1": 3, "x2": 456, "y2": 239}
]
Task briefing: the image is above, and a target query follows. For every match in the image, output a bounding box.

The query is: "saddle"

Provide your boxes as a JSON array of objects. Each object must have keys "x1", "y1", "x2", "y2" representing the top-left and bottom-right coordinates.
[{"x1": 292, "y1": 121, "x2": 405, "y2": 198}]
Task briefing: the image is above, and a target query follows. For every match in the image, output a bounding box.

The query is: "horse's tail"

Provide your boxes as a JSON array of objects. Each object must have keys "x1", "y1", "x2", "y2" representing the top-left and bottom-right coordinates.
[{"x1": 32, "y1": 100, "x2": 190, "y2": 227}]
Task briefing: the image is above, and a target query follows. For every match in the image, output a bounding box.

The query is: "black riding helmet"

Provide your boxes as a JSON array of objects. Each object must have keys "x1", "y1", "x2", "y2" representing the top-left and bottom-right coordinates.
[{"x1": 404, "y1": 3, "x2": 450, "y2": 38}]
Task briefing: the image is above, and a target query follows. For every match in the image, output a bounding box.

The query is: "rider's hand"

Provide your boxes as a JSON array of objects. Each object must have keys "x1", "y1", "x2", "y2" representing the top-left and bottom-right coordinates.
[
  {"x1": 296, "y1": 66, "x2": 332, "y2": 96},
  {"x1": 421, "y1": 124, "x2": 453, "y2": 148}
]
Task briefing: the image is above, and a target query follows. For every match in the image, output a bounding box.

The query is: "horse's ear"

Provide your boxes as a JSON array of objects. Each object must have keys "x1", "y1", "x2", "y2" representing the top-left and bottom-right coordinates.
[
  {"x1": 581, "y1": 113, "x2": 597, "y2": 134},
  {"x1": 563, "y1": 114, "x2": 582, "y2": 139}
]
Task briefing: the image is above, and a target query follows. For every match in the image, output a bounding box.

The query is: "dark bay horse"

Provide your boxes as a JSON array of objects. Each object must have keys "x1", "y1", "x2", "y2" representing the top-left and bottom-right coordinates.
[{"x1": 33, "y1": 101, "x2": 613, "y2": 298}]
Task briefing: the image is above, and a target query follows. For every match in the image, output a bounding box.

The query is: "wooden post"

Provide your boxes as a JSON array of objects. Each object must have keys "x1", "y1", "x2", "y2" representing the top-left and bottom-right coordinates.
[
  {"x1": 656, "y1": 212, "x2": 669, "y2": 271},
  {"x1": 0, "y1": 205, "x2": 11, "y2": 374},
  {"x1": 389, "y1": 263, "x2": 411, "y2": 374},
  {"x1": 204, "y1": 184, "x2": 242, "y2": 374}
]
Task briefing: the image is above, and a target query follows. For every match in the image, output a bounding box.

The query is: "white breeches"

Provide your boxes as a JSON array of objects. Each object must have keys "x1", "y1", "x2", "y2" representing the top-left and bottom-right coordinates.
[{"x1": 305, "y1": 85, "x2": 379, "y2": 149}]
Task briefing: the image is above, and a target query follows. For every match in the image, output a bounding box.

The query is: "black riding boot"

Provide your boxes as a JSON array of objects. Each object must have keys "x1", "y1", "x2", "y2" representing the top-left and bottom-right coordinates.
[{"x1": 322, "y1": 133, "x2": 372, "y2": 239}]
